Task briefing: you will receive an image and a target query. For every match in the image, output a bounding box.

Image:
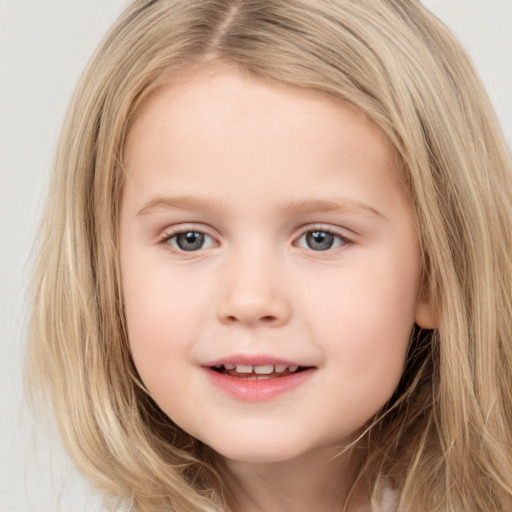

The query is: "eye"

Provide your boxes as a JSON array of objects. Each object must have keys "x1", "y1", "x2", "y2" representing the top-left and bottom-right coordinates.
[
  {"x1": 165, "y1": 230, "x2": 216, "y2": 252},
  {"x1": 296, "y1": 229, "x2": 348, "y2": 251}
]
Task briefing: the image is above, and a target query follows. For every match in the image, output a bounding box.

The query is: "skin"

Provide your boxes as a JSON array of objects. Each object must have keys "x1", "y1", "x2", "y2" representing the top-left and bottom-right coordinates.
[{"x1": 120, "y1": 63, "x2": 434, "y2": 511}]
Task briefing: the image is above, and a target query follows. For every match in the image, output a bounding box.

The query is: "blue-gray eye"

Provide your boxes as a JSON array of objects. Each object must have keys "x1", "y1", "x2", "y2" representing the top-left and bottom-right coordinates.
[
  {"x1": 297, "y1": 230, "x2": 346, "y2": 251},
  {"x1": 168, "y1": 231, "x2": 215, "y2": 251}
]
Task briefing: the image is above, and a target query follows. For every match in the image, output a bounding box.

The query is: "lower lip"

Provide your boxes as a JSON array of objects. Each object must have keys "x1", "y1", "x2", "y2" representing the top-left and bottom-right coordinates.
[{"x1": 204, "y1": 368, "x2": 315, "y2": 401}]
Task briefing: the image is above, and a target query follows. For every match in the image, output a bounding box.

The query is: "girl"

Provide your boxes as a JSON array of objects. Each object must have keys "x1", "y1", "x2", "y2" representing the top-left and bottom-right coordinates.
[{"x1": 26, "y1": 1, "x2": 512, "y2": 511}]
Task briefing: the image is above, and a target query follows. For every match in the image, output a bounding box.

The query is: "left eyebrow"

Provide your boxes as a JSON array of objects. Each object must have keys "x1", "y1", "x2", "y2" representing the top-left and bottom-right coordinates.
[{"x1": 281, "y1": 198, "x2": 384, "y2": 219}]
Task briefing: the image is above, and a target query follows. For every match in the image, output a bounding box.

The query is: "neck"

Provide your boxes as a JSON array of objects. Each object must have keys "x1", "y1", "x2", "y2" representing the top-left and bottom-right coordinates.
[{"x1": 218, "y1": 448, "x2": 369, "y2": 512}]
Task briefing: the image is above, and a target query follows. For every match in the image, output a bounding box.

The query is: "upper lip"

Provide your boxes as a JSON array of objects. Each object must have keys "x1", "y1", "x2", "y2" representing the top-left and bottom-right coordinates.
[{"x1": 203, "y1": 354, "x2": 313, "y2": 368}]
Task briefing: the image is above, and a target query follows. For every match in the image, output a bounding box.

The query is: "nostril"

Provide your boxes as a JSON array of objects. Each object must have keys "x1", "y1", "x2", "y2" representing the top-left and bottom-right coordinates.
[
  {"x1": 225, "y1": 314, "x2": 277, "y2": 323},
  {"x1": 217, "y1": 294, "x2": 291, "y2": 326}
]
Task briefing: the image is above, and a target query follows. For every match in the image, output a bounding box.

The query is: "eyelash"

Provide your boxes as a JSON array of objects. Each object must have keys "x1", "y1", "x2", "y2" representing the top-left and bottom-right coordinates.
[{"x1": 159, "y1": 226, "x2": 352, "y2": 253}]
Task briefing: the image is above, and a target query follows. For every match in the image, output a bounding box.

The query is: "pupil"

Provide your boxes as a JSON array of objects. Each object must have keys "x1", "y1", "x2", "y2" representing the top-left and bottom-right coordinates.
[
  {"x1": 176, "y1": 231, "x2": 204, "y2": 251},
  {"x1": 306, "y1": 231, "x2": 334, "y2": 251}
]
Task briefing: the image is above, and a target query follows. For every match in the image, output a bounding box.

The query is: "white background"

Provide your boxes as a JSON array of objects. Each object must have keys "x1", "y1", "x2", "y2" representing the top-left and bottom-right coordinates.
[{"x1": 1, "y1": 1, "x2": 511, "y2": 511}]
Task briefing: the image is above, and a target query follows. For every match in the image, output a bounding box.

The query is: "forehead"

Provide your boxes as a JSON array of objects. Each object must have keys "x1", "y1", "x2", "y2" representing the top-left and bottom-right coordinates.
[
  {"x1": 127, "y1": 65, "x2": 396, "y2": 162},
  {"x1": 123, "y1": 63, "x2": 408, "y2": 217}
]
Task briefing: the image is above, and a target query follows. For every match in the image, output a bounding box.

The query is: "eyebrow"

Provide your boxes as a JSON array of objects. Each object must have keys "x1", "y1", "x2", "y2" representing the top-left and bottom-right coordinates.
[
  {"x1": 281, "y1": 198, "x2": 383, "y2": 218},
  {"x1": 137, "y1": 195, "x2": 225, "y2": 216},
  {"x1": 137, "y1": 195, "x2": 383, "y2": 219}
]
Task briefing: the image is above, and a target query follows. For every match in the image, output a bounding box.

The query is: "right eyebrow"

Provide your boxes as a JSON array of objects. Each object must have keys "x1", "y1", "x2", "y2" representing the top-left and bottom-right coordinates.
[{"x1": 137, "y1": 195, "x2": 225, "y2": 216}]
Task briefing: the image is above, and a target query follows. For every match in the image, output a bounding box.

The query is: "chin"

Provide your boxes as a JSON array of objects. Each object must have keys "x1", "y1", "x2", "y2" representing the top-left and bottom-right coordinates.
[{"x1": 204, "y1": 435, "x2": 321, "y2": 465}]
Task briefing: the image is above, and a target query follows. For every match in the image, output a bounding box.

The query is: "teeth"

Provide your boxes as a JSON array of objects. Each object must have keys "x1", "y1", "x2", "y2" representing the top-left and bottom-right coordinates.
[
  {"x1": 235, "y1": 364, "x2": 253, "y2": 374},
  {"x1": 253, "y1": 365, "x2": 274, "y2": 375},
  {"x1": 217, "y1": 363, "x2": 303, "y2": 374}
]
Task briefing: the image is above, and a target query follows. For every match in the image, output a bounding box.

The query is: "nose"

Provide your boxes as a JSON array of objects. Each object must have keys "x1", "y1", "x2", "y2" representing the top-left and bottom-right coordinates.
[{"x1": 216, "y1": 250, "x2": 292, "y2": 327}]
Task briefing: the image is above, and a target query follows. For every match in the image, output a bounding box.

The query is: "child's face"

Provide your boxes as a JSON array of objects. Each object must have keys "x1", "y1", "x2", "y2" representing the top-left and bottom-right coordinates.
[{"x1": 120, "y1": 65, "x2": 432, "y2": 464}]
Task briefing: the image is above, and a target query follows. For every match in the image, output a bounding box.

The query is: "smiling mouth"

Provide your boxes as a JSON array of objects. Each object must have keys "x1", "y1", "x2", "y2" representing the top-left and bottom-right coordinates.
[
  {"x1": 206, "y1": 361, "x2": 315, "y2": 400},
  {"x1": 210, "y1": 364, "x2": 310, "y2": 379}
]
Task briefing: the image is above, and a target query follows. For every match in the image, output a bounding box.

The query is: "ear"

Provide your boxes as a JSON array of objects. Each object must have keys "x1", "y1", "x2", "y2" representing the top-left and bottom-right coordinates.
[{"x1": 414, "y1": 285, "x2": 437, "y2": 329}]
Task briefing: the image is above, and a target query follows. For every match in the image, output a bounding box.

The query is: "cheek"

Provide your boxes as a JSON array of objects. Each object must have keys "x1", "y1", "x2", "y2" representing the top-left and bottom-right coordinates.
[
  {"x1": 121, "y1": 257, "x2": 212, "y2": 385},
  {"x1": 123, "y1": 285, "x2": 205, "y2": 414},
  {"x1": 305, "y1": 253, "x2": 421, "y2": 381}
]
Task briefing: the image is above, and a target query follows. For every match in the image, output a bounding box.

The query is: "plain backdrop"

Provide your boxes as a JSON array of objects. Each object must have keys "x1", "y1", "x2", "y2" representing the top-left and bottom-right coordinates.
[{"x1": 1, "y1": 1, "x2": 511, "y2": 511}]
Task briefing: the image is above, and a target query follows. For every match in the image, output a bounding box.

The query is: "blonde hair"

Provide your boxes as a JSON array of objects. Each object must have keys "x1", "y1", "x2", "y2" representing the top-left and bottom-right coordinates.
[{"x1": 27, "y1": 1, "x2": 512, "y2": 511}]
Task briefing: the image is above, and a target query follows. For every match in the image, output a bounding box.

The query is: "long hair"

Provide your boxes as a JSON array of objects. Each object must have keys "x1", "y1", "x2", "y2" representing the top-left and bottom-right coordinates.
[{"x1": 26, "y1": 1, "x2": 512, "y2": 510}]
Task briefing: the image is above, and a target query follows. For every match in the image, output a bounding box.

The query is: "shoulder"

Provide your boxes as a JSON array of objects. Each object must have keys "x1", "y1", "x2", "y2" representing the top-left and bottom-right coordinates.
[{"x1": 373, "y1": 486, "x2": 398, "y2": 512}]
